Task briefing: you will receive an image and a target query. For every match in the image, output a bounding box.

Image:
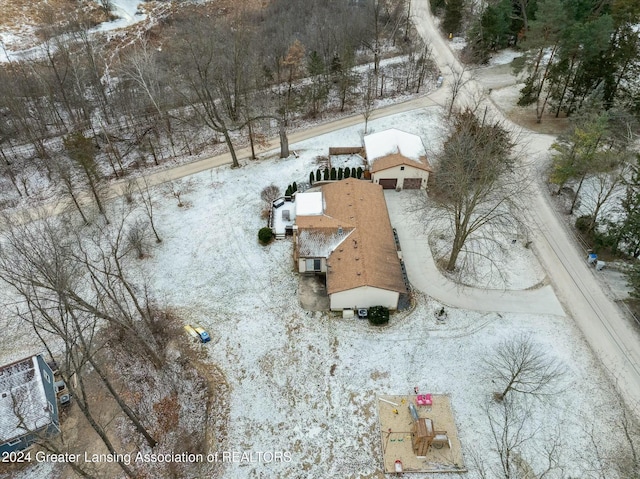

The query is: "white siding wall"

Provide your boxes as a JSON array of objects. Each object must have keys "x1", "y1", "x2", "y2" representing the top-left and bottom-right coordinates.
[
  {"x1": 330, "y1": 286, "x2": 399, "y2": 311},
  {"x1": 298, "y1": 257, "x2": 328, "y2": 273},
  {"x1": 372, "y1": 165, "x2": 429, "y2": 189}
]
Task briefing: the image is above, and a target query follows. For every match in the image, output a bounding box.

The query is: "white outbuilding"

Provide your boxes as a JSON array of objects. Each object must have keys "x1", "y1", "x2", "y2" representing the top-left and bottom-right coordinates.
[{"x1": 364, "y1": 129, "x2": 432, "y2": 190}]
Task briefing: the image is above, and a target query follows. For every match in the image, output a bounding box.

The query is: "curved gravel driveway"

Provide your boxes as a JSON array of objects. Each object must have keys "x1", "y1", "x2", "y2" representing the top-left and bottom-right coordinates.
[{"x1": 384, "y1": 191, "x2": 565, "y2": 316}]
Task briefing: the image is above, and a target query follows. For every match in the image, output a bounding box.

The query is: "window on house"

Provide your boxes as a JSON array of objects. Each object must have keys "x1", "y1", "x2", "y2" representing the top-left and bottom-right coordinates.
[
  {"x1": 400, "y1": 166, "x2": 405, "y2": 170},
  {"x1": 42, "y1": 371, "x2": 50, "y2": 383},
  {"x1": 305, "y1": 259, "x2": 321, "y2": 271},
  {"x1": 6, "y1": 438, "x2": 21, "y2": 446}
]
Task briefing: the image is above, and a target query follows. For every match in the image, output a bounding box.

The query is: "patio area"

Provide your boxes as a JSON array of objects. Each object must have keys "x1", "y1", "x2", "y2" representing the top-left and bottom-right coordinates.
[{"x1": 271, "y1": 198, "x2": 296, "y2": 239}]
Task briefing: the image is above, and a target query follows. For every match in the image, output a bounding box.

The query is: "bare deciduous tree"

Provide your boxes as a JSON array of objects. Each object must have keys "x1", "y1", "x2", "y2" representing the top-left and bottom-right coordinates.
[
  {"x1": 446, "y1": 63, "x2": 473, "y2": 116},
  {"x1": 54, "y1": 160, "x2": 90, "y2": 225},
  {"x1": 606, "y1": 398, "x2": 640, "y2": 479},
  {"x1": 484, "y1": 399, "x2": 564, "y2": 479},
  {"x1": 64, "y1": 131, "x2": 107, "y2": 220},
  {"x1": 260, "y1": 184, "x2": 281, "y2": 206},
  {"x1": 138, "y1": 176, "x2": 162, "y2": 243},
  {"x1": 426, "y1": 109, "x2": 526, "y2": 272},
  {"x1": 127, "y1": 218, "x2": 149, "y2": 259},
  {"x1": 485, "y1": 334, "x2": 567, "y2": 401},
  {"x1": 167, "y1": 180, "x2": 186, "y2": 208},
  {"x1": 361, "y1": 70, "x2": 376, "y2": 135}
]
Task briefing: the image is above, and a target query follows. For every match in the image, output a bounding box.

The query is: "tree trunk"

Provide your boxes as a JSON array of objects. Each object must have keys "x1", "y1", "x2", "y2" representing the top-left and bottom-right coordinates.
[
  {"x1": 86, "y1": 352, "x2": 157, "y2": 448},
  {"x1": 535, "y1": 45, "x2": 558, "y2": 123},
  {"x1": 248, "y1": 120, "x2": 256, "y2": 160},
  {"x1": 69, "y1": 188, "x2": 89, "y2": 224},
  {"x1": 555, "y1": 55, "x2": 576, "y2": 118},
  {"x1": 279, "y1": 120, "x2": 289, "y2": 158},
  {"x1": 150, "y1": 220, "x2": 162, "y2": 243},
  {"x1": 446, "y1": 233, "x2": 464, "y2": 271},
  {"x1": 569, "y1": 174, "x2": 586, "y2": 215},
  {"x1": 222, "y1": 130, "x2": 239, "y2": 168},
  {"x1": 85, "y1": 170, "x2": 107, "y2": 220}
]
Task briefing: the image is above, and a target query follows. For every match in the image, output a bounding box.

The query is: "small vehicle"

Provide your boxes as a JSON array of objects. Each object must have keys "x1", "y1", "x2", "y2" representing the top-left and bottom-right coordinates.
[
  {"x1": 185, "y1": 325, "x2": 211, "y2": 343},
  {"x1": 436, "y1": 76, "x2": 444, "y2": 88},
  {"x1": 194, "y1": 327, "x2": 211, "y2": 343},
  {"x1": 55, "y1": 380, "x2": 72, "y2": 405}
]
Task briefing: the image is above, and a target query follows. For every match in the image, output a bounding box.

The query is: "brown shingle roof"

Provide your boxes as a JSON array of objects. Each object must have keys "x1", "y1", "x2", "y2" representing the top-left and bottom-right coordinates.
[
  {"x1": 370, "y1": 153, "x2": 433, "y2": 173},
  {"x1": 297, "y1": 179, "x2": 406, "y2": 295}
]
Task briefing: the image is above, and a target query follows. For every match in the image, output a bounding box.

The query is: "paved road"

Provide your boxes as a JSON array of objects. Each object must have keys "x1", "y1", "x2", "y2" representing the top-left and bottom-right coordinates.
[{"x1": 410, "y1": 0, "x2": 640, "y2": 411}]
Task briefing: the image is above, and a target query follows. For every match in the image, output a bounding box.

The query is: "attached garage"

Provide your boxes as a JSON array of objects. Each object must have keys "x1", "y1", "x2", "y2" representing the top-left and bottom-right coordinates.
[
  {"x1": 402, "y1": 178, "x2": 423, "y2": 189},
  {"x1": 378, "y1": 178, "x2": 398, "y2": 189}
]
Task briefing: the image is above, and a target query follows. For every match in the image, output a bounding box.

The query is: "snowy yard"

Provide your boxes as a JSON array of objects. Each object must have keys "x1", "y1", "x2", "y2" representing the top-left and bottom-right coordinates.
[
  {"x1": 0, "y1": 108, "x2": 631, "y2": 479},
  {"x1": 0, "y1": 0, "x2": 635, "y2": 476},
  {"x1": 130, "y1": 111, "x2": 629, "y2": 478}
]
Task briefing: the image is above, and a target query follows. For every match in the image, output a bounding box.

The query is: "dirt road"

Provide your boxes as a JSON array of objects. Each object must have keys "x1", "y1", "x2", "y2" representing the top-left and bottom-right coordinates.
[{"x1": 410, "y1": 0, "x2": 640, "y2": 412}]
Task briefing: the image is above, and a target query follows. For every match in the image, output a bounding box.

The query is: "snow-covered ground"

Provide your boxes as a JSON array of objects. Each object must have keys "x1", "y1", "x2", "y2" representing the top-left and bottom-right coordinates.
[
  {"x1": 133, "y1": 112, "x2": 627, "y2": 477},
  {"x1": 488, "y1": 48, "x2": 523, "y2": 67},
  {"x1": 429, "y1": 222, "x2": 547, "y2": 290},
  {"x1": 0, "y1": 104, "x2": 631, "y2": 479},
  {"x1": 490, "y1": 81, "x2": 526, "y2": 113},
  {"x1": 91, "y1": 0, "x2": 147, "y2": 33}
]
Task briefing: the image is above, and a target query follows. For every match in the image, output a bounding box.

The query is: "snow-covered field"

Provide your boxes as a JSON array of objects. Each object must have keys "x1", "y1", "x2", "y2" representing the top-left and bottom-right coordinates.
[
  {"x1": 488, "y1": 48, "x2": 523, "y2": 67},
  {"x1": 132, "y1": 112, "x2": 627, "y2": 477},
  {"x1": 91, "y1": 0, "x2": 146, "y2": 33},
  {"x1": 0, "y1": 101, "x2": 630, "y2": 479}
]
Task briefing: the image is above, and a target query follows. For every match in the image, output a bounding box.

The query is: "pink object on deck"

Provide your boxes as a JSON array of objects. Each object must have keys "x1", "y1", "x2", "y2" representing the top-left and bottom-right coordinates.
[{"x1": 417, "y1": 394, "x2": 432, "y2": 406}]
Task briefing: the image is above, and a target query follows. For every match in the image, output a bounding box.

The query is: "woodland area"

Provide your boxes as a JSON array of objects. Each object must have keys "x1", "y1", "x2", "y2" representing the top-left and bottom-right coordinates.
[
  {"x1": 432, "y1": 0, "x2": 640, "y2": 299},
  {"x1": 0, "y1": 1, "x2": 431, "y2": 477},
  {"x1": 0, "y1": 0, "x2": 434, "y2": 212}
]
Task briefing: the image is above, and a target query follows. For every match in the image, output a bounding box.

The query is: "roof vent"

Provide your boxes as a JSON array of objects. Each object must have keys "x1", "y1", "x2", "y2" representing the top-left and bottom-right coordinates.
[{"x1": 338, "y1": 226, "x2": 343, "y2": 235}]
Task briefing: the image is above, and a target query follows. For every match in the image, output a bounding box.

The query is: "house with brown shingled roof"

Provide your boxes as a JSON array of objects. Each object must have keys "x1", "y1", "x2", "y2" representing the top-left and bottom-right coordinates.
[
  {"x1": 294, "y1": 179, "x2": 406, "y2": 311},
  {"x1": 364, "y1": 129, "x2": 432, "y2": 190}
]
